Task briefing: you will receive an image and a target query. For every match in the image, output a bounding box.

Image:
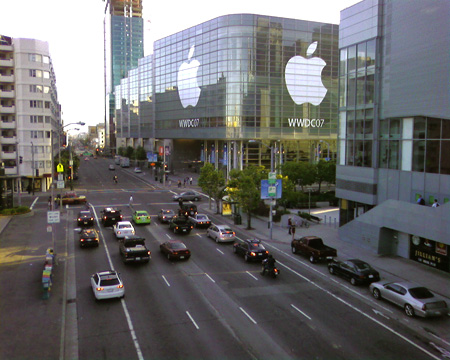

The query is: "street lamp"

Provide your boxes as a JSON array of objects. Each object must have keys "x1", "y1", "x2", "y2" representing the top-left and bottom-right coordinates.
[{"x1": 249, "y1": 139, "x2": 277, "y2": 240}]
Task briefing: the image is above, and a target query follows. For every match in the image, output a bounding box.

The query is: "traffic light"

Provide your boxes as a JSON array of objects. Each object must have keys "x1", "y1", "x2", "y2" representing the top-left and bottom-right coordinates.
[
  {"x1": 19, "y1": 156, "x2": 23, "y2": 164},
  {"x1": 68, "y1": 175, "x2": 71, "y2": 180}
]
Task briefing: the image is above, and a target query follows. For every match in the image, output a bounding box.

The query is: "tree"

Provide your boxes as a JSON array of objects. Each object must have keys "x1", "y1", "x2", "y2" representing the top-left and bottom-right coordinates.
[
  {"x1": 281, "y1": 161, "x2": 316, "y2": 191},
  {"x1": 135, "y1": 146, "x2": 147, "y2": 161},
  {"x1": 228, "y1": 166, "x2": 266, "y2": 229},
  {"x1": 316, "y1": 160, "x2": 336, "y2": 193},
  {"x1": 125, "y1": 146, "x2": 134, "y2": 159},
  {"x1": 197, "y1": 163, "x2": 225, "y2": 212}
]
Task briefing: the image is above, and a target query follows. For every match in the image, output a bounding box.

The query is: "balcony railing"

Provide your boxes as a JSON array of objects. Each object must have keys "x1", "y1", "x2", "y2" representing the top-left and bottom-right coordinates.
[
  {"x1": 0, "y1": 89, "x2": 15, "y2": 98},
  {"x1": 0, "y1": 105, "x2": 15, "y2": 113}
]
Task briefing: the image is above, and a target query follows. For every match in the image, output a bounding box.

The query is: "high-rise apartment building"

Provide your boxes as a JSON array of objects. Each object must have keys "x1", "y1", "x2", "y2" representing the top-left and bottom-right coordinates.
[
  {"x1": 0, "y1": 35, "x2": 61, "y2": 201},
  {"x1": 103, "y1": 0, "x2": 144, "y2": 152}
]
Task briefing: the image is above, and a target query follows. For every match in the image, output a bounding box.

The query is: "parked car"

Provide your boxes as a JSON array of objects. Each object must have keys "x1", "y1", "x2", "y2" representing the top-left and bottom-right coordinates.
[
  {"x1": 370, "y1": 281, "x2": 448, "y2": 317},
  {"x1": 113, "y1": 221, "x2": 135, "y2": 239},
  {"x1": 160, "y1": 240, "x2": 191, "y2": 261},
  {"x1": 158, "y1": 209, "x2": 176, "y2": 223},
  {"x1": 328, "y1": 259, "x2": 380, "y2": 285},
  {"x1": 206, "y1": 225, "x2": 236, "y2": 243},
  {"x1": 90, "y1": 270, "x2": 124, "y2": 300},
  {"x1": 79, "y1": 228, "x2": 99, "y2": 248},
  {"x1": 119, "y1": 235, "x2": 151, "y2": 263},
  {"x1": 108, "y1": 164, "x2": 115, "y2": 170},
  {"x1": 77, "y1": 210, "x2": 94, "y2": 226},
  {"x1": 101, "y1": 207, "x2": 123, "y2": 227},
  {"x1": 132, "y1": 210, "x2": 151, "y2": 225},
  {"x1": 134, "y1": 167, "x2": 142, "y2": 173},
  {"x1": 188, "y1": 214, "x2": 211, "y2": 228},
  {"x1": 172, "y1": 191, "x2": 201, "y2": 202},
  {"x1": 169, "y1": 216, "x2": 193, "y2": 234},
  {"x1": 233, "y1": 238, "x2": 269, "y2": 262},
  {"x1": 291, "y1": 236, "x2": 337, "y2": 263},
  {"x1": 61, "y1": 192, "x2": 87, "y2": 205}
]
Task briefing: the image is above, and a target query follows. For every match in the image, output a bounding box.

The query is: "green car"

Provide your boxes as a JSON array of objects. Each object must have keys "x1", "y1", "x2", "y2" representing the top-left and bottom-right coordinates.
[{"x1": 132, "y1": 210, "x2": 151, "y2": 225}]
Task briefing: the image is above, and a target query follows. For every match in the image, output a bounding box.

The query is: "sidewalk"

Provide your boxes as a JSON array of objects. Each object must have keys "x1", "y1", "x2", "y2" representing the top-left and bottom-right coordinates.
[{"x1": 170, "y1": 169, "x2": 450, "y2": 301}]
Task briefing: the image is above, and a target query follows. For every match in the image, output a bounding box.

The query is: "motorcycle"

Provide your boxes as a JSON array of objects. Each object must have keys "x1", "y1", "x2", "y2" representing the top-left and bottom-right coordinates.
[{"x1": 261, "y1": 259, "x2": 280, "y2": 279}]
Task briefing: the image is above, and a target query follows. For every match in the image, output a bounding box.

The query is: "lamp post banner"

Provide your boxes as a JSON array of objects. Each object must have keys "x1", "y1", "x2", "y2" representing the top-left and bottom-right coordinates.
[{"x1": 261, "y1": 179, "x2": 282, "y2": 199}]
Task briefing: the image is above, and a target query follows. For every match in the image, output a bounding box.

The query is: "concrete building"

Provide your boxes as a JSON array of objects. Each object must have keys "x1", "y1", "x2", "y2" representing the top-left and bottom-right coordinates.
[
  {"x1": 336, "y1": 0, "x2": 450, "y2": 273},
  {"x1": 0, "y1": 35, "x2": 61, "y2": 198}
]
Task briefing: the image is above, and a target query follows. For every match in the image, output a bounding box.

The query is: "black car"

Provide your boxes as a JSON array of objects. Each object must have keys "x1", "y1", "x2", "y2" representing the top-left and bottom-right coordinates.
[
  {"x1": 77, "y1": 210, "x2": 94, "y2": 226},
  {"x1": 178, "y1": 204, "x2": 197, "y2": 217},
  {"x1": 169, "y1": 216, "x2": 193, "y2": 234},
  {"x1": 328, "y1": 259, "x2": 380, "y2": 285},
  {"x1": 158, "y1": 209, "x2": 176, "y2": 223},
  {"x1": 101, "y1": 207, "x2": 123, "y2": 227},
  {"x1": 79, "y1": 228, "x2": 99, "y2": 248},
  {"x1": 233, "y1": 238, "x2": 269, "y2": 262}
]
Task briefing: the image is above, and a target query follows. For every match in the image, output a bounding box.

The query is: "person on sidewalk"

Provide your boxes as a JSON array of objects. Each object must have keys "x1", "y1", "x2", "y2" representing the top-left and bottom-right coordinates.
[
  {"x1": 417, "y1": 195, "x2": 425, "y2": 205},
  {"x1": 178, "y1": 180, "x2": 181, "y2": 188},
  {"x1": 190, "y1": 177, "x2": 193, "y2": 185},
  {"x1": 288, "y1": 217, "x2": 293, "y2": 235},
  {"x1": 432, "y1": 199, "x2": 440, "y2": 207}
]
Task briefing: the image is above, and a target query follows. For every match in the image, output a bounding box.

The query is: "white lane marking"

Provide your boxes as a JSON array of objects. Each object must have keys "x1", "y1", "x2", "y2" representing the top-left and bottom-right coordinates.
[
  {"x1": 216, "y1": 248, "x2": 224, "y2": 255},
  {"x1": 165, "y1": 233, "x2": 172, "y2": 239},
  {"x1": 372, "y1": 309, "x2": 390, "y2": 320},
  {"x1": 162, "y1": 275, "x2": 171, "y2": 287},
  {"x1": 196, "y1": 233, "x2": 202, "y2": 237},
  {"x1": 30, "y1": 197, "x2": 39, "y2": 209},
  {"x1": 92, "y1": 209, "x2": 144, "y2": 360},
  {"x1": 186, "y1": 311, "x2": 200, "y2": 330},
  {"x1": 239, "y1": 307, "x2": 257, "y2": 324},
  {"x1": 205, "y1": 273, "x2": 216, "y2": 283},
  {"x1": 121, "y1": 299, "x2": 144, "y2": 360},
  {"x1": 277, "y1": 260, "x2": 442, "y2": 360},
  {"x1": 246, "y1": 271, "x2": 258, "y2": 280},
  {"x1": 290, "y1": 304, "x2": 312, "y2": 320}
]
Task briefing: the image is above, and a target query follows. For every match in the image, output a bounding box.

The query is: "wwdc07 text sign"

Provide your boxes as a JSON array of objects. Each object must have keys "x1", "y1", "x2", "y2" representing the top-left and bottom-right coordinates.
[{"x1": 178, "y1": 117, "x2": 325, "y2": 128}]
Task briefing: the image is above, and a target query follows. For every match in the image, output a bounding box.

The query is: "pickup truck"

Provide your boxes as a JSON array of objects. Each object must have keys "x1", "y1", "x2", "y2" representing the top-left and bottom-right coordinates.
[
  {"x1": 119, "y1": 235, "x2": 151, "y2": 263},
  {"x1": 291, "y1": 236, "x2": 337, "y2": 263},
  {"x1": 169, "y1": 215, "x2": 193, "y2": 234}
]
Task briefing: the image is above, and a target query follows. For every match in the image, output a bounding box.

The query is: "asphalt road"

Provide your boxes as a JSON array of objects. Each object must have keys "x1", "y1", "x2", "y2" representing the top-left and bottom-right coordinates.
[{"x1": 1, "y1": 157, "x2": 448, "y2": 360}]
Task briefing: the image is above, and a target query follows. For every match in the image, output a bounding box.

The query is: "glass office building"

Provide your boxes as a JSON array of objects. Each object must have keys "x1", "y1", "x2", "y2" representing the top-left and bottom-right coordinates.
[
  {"x1": 115, "y1": 14, "x2": 339, "y2": 171},
  {"x1": 337, "y1": 0, "x2": 450, "y2": 271}
]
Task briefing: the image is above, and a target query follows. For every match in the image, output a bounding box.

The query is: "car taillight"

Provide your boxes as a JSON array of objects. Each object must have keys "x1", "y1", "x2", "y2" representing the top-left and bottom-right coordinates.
[
  {"x1": 137, "y1": 217, "x2": 141, "y2": 220},
  {"x1": 190, "y1": 226, "x2": 193, "y2": 229},
  {"x1": 233, "y1": 232, "x2": 236, "y2": 236},
  {"x1": 265, "y1": 251, "x2": 269, "y2": 254},
  {"x1": 147, "y1": 217, "x2": 150, "y2": 219},
  {"x1": 78, "y1": 218, "x2": 81, "y2": 221},
  {"x1": 120, "y1": 215, "x2": 123, "y2": 219},
  {"x1": 96, "y1": 287, "x2": 104, "y2": 291},
  {"x1": 117, "y1": 231, "x2": 121, "y2": 234},
  {"x1": 250, "y1": 252, "x2": 256, "y2": 257},
  {"x1": 173, "y1": 251, "x2": 178, "y2": 255},
  {"x1": 90, "y1": 218, "x2": 93, "y2": 221},
  {"x1": 103, "y1": 216, "x2": 107, "y2": 220},
  {"x1": 117, "y1": 285, "x2": 123, "y2": 289},
  {"x1": 274, "y1": 269, "x2": 278, "y2": 273},
  {"x1": 81, "y1": 239, "x2": 85, "y2": 242},
  {"x1": 147, "y1": 251, "x2": 151, "y2": 255}
]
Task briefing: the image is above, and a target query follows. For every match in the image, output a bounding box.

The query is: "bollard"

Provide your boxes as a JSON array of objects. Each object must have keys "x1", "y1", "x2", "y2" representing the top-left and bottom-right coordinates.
[{"x1": 324, "y1": 215, "x2": 327, "y2": 225}]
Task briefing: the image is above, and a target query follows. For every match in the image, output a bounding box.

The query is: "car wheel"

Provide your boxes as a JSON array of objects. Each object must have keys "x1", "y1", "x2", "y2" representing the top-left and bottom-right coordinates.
[
  {"x1": 309, "y1": 255, "x2": 316, "y2": 263},
  {"x1": 215, "y1": 237, "x2": 220, "y2": 243},
  {"x1": 328, "y1": 266, "x2": 334, "y2": 275},
  {"x1": 404, "y1": 304, "x2": 415, "y2": 317},
  {"x1": 233, "y1": 246, "x2": 237, "y2": 253},
  {"x1": 173, "y1": 227, "x2": 177, "y2": 234},
  {"x1": 244, "y1": 254, "x2": 250, "y2": 262},
  {"x1": 291, "y1": 246, "x2": 297, "y2": 254},
  {"x1": 167, "y1": 254, "x2": 171, "y2": 260},
  {"x1": 350, "y1": 277, "x2": 357, "y2": 286},
  {"x1": 194, "y1": 197, "x2": 199, "y2": 201},
  {"x1": 372, "y1": 288, "x2": 381, "y2": 300}
]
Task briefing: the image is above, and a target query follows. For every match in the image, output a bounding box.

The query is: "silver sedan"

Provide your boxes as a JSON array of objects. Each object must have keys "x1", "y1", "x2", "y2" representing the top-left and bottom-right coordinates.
[
  {"x1": 172, "y1": 191, "x2": 201, "y2": 202},
  {"x1": 370, "y1": 281, "x2": 448, "y2": 317}
]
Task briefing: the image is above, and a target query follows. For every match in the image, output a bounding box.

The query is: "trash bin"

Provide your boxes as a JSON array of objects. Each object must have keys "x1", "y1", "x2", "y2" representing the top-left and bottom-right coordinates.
[{"x1": 234, "y1": 214, "x2": 242, "y2": 225}]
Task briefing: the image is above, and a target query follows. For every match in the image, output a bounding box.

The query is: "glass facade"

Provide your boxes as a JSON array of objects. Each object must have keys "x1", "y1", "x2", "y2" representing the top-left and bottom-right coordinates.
[
  {"x1": 115, "y1": 14, "x2": 339, "y2": 168},
  {"x1": 339, "y1": 39, "x2": 376, "y2": 167}
]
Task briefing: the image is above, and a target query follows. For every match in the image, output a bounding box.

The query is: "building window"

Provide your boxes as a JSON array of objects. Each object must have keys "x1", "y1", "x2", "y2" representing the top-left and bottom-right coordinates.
[
  {"x1": 30, "y1": 100, "x2": 43, "y2": 108},
  {"x1": 412, "y1": 140, "x2": 425, "y2": 172},
  {"x1": 29, "y1": 69, "x2": 42, "y2": 78}
]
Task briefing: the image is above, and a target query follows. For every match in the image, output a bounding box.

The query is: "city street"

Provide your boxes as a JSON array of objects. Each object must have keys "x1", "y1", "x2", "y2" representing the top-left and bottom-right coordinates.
[{"x1": 0, "y1": 157, "x2": 449, "y2": 360}]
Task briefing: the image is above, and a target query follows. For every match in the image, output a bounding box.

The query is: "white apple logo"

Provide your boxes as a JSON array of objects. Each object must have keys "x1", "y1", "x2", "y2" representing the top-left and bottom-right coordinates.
[
  {"x1": 177, "y1": 45, "x2": 201, "y2": 108},
  {"x1": 285, "y1": 41, "x2": 327, "y2": 106}
]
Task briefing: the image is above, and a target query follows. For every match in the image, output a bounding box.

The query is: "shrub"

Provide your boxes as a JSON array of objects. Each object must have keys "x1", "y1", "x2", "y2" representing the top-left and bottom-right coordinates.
[
  {"x1": 298, "y1": 211, "x2": 312, "y2": 221},
  {"x1": 0, "y1": 206, "x2": 31, "y2": 216}
]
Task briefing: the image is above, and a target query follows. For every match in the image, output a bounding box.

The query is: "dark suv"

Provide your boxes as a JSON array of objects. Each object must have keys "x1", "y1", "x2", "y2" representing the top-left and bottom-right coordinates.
[
  {"x1": 233, "y1": 238, "x2": 269, "y2": 262},
  {"x1": 77, "y1": 210, "x2": 94, "y2": 226},
  {"x1": 101, "y1": 207, "x2": 123, "y2": 227}
]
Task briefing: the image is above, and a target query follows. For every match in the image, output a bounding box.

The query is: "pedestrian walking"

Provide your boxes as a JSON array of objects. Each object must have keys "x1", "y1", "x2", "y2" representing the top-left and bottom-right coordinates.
[
  {"x1": 432, "y1": 199, "x2": 440, "y2": 208},
  {"x1": 183, "y1": 178, "x2": 186, "y2": 187},
  {"x1": 288, "y1": 217, "x2": 292, "y2": 235},
  {"x1": 48, "y1": 196, "x2": 52, "y2": 209},
  {"x1": 178, "y1": 180, "x2": 181, "y2": 188},
  {"x1": 417, "y1": 195, "x2": 425, "y2": 205},
  {"x1": 190, "y1": 177, "x2": 193, "y2": 185},
  {"x1": 129, "y1": 195, "x2": 133, "y2": 207},
  {"x1": 291, "y1": 224, "x2": 296, "y2": 240}
]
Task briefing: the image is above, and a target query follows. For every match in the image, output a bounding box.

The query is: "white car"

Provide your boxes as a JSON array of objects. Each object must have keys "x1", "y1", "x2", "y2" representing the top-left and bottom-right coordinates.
[
  {"x1": 134, "y1": 167, "x2": 142, "y2": 173},
  {"x1": 206, "y1": 224, "x2": 236, "y2": 243},
  {"x1": 113, "y1": 221, "x2": 135, "y2": 239},
  {"x1": 90, "y1": 270, "x2": 125, "y2": 300}
]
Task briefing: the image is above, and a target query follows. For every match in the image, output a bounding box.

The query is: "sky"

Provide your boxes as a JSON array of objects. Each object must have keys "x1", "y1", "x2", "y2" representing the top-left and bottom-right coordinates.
[{"x1": 0, "y1": 0, "x2": 358, "y2": 131}]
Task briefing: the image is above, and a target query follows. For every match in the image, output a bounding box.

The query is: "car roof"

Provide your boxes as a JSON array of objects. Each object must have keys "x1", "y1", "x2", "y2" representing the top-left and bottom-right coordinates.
[
  {"x1": 245, "y1": 238, "x2": 261, "y2": 243},
  {"x1": 97, "y1": 270, "x2": 118, "y2": 277},
  {"x1": 135, "y1": 210, "x2": 148, "y2": 214},
  {"x1": 117, "y1": 221, "x2": 132, "y2": 225},
  {"x1": 124, "y1": 235, "x2": 145, "y2": 240},
  {"x1": 161, "y1": 209, "x2": 175, "y2": 213},
  {"x1": 103, "y1": 207, "x2": 119, "y2": 212},
  {"x1": 389, "y1": 281, "x2": 424, "y2": 290},
  {"x1": 79, "y1": 210, "x2": 91, "y2": 214}
]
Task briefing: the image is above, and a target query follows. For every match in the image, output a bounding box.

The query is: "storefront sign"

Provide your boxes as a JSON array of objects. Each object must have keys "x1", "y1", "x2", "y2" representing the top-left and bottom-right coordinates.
[
  {"x1": 409, "y1": 235, "x2": 449, "y2": 273},
  {"x1": 287, "y1": 118, "x2": 325, "y2": 127}
]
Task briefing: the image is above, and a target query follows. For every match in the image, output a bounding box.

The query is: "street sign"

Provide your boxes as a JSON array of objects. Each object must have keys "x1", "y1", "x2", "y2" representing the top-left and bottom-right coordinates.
[
  {"x1": 57, "y1": 163, "x2": 64, "y2": 173},
  {"x1": 57, "y1": 180, "x2": 65, "y2": 189},
  {"x1": 58, "y1": 173, "x2": 63, "y2": 181},
  {"x1": 47, "y1": 211, "x2": 60, "y2": 224},
  {"x1": 261, "y1": 179, "x2": 282, "y2": 199},
  {"x1": 47, "y1": 225, "x2": 52, "y2": 232},
  {"x1": 268, "y1": 185, "x2": 276, "y2": 197},
  {"x1": 268, "y1": 172, "x2": 277, "y2": 185}
]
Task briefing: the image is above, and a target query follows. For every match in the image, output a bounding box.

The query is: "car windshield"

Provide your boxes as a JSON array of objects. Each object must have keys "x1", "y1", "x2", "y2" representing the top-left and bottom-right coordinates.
[
  {"x1": 119, "y1": 224, "x2": 131, "y2": 229},
  {"x1": 250, "y1": 243, "x2": 265, "y2": 250},
  {"x1": 136, "y1": 212, "x2": 147, "y2": 216},
  {"x1": 221, "y1": 227, "x2": 233, "y2": 233},
  {"x1": 79, "y1": 211, "x2": 91, "y2": 216},
  {"x1": 409, "y1": 287, "x2": 434, "y2": 299},
  {"x1": 99, "y1": 278, "x2": 120, "y2": 286},
  {"x1": 197, "y1": 215, "x2": 207, "y2": 220},
  {"x1": 164, "y1": 210, "x2": 175, "y2": 215},
  {"x1": 170, "y1": 242, "x2": 187, "y2": 250}
]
